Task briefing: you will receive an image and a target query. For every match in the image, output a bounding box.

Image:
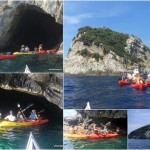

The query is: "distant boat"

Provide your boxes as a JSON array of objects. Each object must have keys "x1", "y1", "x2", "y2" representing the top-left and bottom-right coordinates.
[
  {"x1": 84, "y1": 102, "x2": 91, "y2": 110},
  {"x1": 26, "y1": 132, "x2": 40, "y2": 150},
  {"x1": 24, "y1": 65, "x2": 31, "y2": 73}
]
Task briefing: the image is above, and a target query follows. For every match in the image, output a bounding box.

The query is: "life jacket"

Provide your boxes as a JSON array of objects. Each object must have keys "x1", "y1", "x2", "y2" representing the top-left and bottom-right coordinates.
[{"x1": 30, "y1": 112, "x2": 35, "y2": 119}]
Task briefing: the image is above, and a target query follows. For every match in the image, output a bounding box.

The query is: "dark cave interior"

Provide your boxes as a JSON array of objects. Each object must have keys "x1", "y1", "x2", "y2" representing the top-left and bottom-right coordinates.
[
  {"x1": 3, "y1": 4, "x2": 63, "y2": 51},
  {"x1": 0, "y1": 88, "x2": 62, "y2": 122}
]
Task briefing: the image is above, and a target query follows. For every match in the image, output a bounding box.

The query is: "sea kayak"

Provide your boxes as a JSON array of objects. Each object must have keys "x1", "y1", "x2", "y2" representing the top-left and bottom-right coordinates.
[
  {"x1": 0, "y1": 119, "x2": 48, "y2": 127},
  {"x1": 13, "y1": 51, "x2": 47, "y2": 55},
  {"x1": 130, "y1": 84, "x2": 147, "y2": 90},
  {"x1": 0, "y1": 54, "x2": 16, "y2": 60},
  {"x1": 13, "y1": 52, "x2": 33, "y2": 55},
  {"x1": 64, "y1": 133, "x2": 119, "y2": 139},
  {"x1": 145, "y1": 81, "x2": 150, "y2": 87},
  {"x1": 47, "y1": 49, "x2": 57, "y2": 53},
  {"x1": 118, "y1": 80, "x2": 129, "y2": 86}
]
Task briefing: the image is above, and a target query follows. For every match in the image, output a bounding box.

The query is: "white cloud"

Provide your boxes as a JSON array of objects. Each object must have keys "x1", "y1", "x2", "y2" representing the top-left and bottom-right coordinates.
[{"x1": 64, "y1": 13, "x2": 93, "y2": 25}]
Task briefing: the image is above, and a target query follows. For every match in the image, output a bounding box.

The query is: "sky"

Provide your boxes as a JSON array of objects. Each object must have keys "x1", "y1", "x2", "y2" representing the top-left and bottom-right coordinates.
[
  {"x1": 64, "y1": 109, "x2": 77, "y2": 117},
  {"x1": 128, "y1": 110, "x2": 150, "y2": 134},
  {"x1": 64, "y1": 1, "x2": 150, "y2": 57}
]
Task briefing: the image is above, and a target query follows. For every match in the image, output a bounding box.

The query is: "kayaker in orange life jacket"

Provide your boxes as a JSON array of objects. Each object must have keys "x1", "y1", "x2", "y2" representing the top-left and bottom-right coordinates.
[{"x1": 29, "y1": 110, "x2": 38, "y2": 120}]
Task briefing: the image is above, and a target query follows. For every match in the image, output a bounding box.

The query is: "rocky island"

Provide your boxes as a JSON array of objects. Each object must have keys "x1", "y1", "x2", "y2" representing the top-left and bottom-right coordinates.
[
  {"x1": 65, "y1": 26, "x2": 150, "y2": 75},
  {"x1": 129, "y1": 125, "x2": 150, "y2": 139}
]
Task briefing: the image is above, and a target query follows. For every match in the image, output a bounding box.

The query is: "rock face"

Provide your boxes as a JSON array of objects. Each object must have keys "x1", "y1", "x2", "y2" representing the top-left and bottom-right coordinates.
[
  {"x1": 64, "y1": 110, "x2": 127, "y2": 132},
  {"x1": 129, "y1": 125, "x2": 150, "y2": 139},
  {"x1": 0, "y1": 0, "x2": 63, "y2": 52},
  {"x1": 65, "y1": 27, "x2": 150, "y2": 75},
  {"x1": 81, "y1": 110, "x2": 127, "y2": 119},
  {"x1": 0, "y1": 73, "x2": 63, "y2": 108}
]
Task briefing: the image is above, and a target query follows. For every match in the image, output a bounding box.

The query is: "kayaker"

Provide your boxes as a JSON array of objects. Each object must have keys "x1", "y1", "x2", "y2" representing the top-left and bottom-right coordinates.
[
  {"x1": 34, "y1": 46, "x2": 38, "y2": 52},
  {"x1": 101, "y1": 125, "x2": 108, "y2": 134},
  {"x1": 25, "y1": 45, "x2": 30, "y2": 52},
  {"x1": 122, "y1": 73, "x2": 128, "y2": 81},
  {"x1": 93, "y1": 123, "x2": 98, "y2": 134},
  {"x1": 115, "y1": 127, "x2": 120, "y2": 134},
  {"x1": 146, "y1": 74, "x2": 150, "y2": 82},
  {"x1": 29, "y1": 110, "x2": 38, "y2": 120},
  {"x1": 17, "y1": 111, "x2": 24, "y2": 121},
  {"x1": 4, "y1": 110, "x2": 16, "y2": 122},
  {"x1": 20, "y1": 45, "x2": 25, "y2": 52},
  {"x1": 38, "y1": 44, "x2": 43, "y2": 51}
]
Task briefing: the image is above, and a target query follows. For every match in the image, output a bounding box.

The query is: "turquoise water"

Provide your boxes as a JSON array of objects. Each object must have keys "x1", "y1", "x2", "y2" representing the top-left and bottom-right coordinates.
[
  {"x1": 0, "y1": 121, "x2": 63, "y2": 149},
  {"x1": 0, "y1": 54, "x2": 63, "y2": 72},
  {"x1": 128, "y1": 139, "x2": 150, "y2": 149},
  {"x1": 64, "y1": 136, "x2": 127, "y2": 149}
]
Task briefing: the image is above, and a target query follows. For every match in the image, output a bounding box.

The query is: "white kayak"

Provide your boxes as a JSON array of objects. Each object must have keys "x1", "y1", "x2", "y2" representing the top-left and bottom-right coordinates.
[{"x1": 26, "y1": 132, "x2": 40, "y2": 150}]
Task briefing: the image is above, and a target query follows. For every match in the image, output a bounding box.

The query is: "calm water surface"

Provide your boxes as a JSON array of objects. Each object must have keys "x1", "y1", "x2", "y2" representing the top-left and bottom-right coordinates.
[
  {"x1": 0, "y1": 121, "x2": 63, "y2": 149},
  {"x1": 0, "y1": 54, "x2": 63, "y2": 72},
  {"x1": 64, "y1": 136, "x2": 127, "y2": 149},
  {"x1": 64, "y1": 76, "x2": 150, "y2": 109},
  {"x1": 128, "y1": 139, "x2": 150, "y2": 149}
]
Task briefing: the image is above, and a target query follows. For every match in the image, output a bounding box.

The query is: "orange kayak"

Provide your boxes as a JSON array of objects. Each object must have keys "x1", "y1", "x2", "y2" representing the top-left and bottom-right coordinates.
[
  {"x1": 145, "y1": 81, "x2": 150, "y2": 87},
  {"x1": 64, "y1": 133, "x2": 119, "y2": 139},
  {"x1": 131, "y1": 84, "x2": 147, "y2": 90},
  {"x1": 118, "y1": 80, "x2": 129, "y2": 86}
]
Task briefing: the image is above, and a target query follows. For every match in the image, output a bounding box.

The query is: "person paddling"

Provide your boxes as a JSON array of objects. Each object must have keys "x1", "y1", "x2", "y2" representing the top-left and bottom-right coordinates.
[
  {"x1": 17, "y1": 111, "x2": 24, "y2": 121},
  {"x1": 4, "y1": 110, "x2": 16, "y2": 122},
  {"x1": 29, "y1": 110, "x2": 38, "y2": 120},
  {"x1": 38, "y1": 44, "x2": 43, "y2": 51}
]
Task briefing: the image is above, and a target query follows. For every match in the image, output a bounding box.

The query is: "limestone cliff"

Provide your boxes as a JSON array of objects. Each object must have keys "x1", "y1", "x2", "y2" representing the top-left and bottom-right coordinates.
[
  {"x1": 0, "y1": 73, "x2": 63, "y2": 109},
  {"x1": 65, "y1": 26, "x2": 150, "y2": 75},
  {"x1": 129, "y1": 125, "x2": 150, "y2": 139},
  {"x1": 0, "y1": 0, "x2": 63, "y2": 53}
]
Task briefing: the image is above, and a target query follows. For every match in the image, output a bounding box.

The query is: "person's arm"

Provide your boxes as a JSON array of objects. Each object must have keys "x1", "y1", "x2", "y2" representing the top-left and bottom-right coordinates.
[{"x1": 4, "y1": 116, "x2": 8, "y2": 120}]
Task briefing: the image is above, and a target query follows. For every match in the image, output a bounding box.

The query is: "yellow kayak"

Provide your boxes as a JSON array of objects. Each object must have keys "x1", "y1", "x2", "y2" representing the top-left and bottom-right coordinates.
[
  {"x1": 13, "y1": 52, "x2": 33, "y2": 55},
  {"x1": 64, "y1": 133, "x2": 119, "y2": 139},
  {"x1": 0, "y1": 119, "x2": 48, "y2": 127},
  {"x1": 64, "y1": 133, "x2": 86, "y2": 138}
]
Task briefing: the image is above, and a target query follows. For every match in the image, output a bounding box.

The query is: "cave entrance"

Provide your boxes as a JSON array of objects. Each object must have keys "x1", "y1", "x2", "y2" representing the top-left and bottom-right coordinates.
[
  {"x1": 0, "y1": 88, "x2": 62, "y2": 122},
  {"x1": 4, "y1": 4, "x2": 63, "y2": 51}
]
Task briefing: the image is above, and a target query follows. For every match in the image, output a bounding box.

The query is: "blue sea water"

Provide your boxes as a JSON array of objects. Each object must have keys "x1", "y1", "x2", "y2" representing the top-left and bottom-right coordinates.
[
  {"x1": 0, "y1": 121, "x2": 63, "y2": 149},
  {"x1": 128, "y1": 139, "x2": 150, "y2": 149},
  {"x1": 64, "y1": 76, "x2": 150, "y2": 109},
  {"x1": 64, "y1": 136, "x2": 127, "y2": 149},
  {"x1": 0, "y1": 54, "x2": 63, "y2": 72}
]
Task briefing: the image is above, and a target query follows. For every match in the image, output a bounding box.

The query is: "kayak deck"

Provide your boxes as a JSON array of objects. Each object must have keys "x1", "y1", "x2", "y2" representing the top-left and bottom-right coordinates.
[
  {"x1": 0, "y1": 119, "x2": 48, "y2": 127},
  {"x1": 64, "y1": 133, "x2": 119, "y2": 139}
]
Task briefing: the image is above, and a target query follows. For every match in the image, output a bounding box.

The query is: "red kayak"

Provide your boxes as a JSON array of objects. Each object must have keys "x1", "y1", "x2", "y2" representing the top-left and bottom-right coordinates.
[
  {"x1": 145, "y1": 81, "x2": 150, "y2": 87},
  {"x1": 86, "y1": 133, "x2": 119, "y2": 139},
  {"x1": 35, "y1": 51, "x2": 47, "y2": 55},
  {"x1": 0, "y1": 54, "x2": 16, "y2": 60},
  {"x1": 118, "y1": 80, "x2": 129, "y2": 86},
  {"x1": 47, "y1": 49, "x2": 57, "y2": 53},
  {"x1": 131, "y1": 83, "x2": 147, "y2": 90}
]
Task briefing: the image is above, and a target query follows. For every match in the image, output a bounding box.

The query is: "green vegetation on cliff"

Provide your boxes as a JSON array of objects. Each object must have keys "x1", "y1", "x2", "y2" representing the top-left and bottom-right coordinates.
[
  {"x1": 76, "y1": 48, "x2": 103, "y2": 61},
  {"x1": 77, "y1": 26, "x2": 129, "y2": 57}
]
